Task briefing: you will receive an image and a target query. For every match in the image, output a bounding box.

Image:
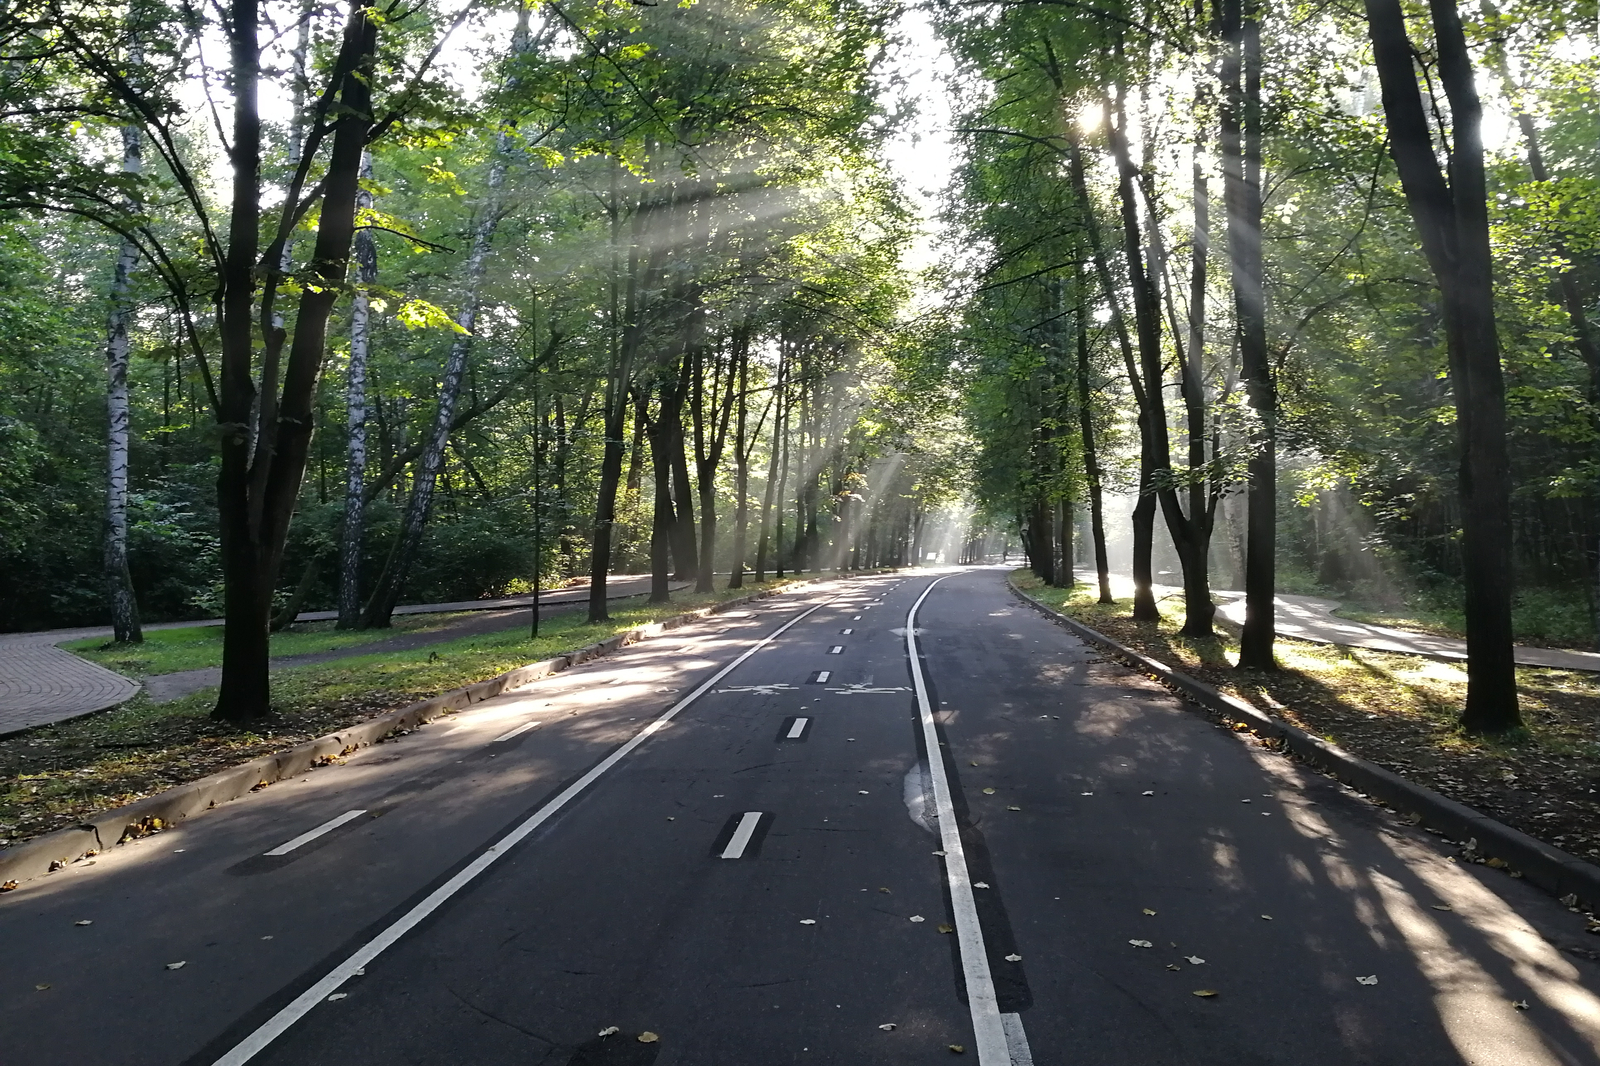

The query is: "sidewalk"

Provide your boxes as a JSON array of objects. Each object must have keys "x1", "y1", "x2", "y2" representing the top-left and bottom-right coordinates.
[
  {"x1": 0, "y1": 574, "x2": 672, "y2": 736},
  {"x1": 1077, "y1": 570, "x2": 1600, "y2": 673}
]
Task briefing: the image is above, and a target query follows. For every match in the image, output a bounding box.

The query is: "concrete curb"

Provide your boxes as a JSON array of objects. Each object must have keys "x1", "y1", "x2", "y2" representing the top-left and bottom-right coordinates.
[
  {"x1": 1010, "y1": 581, "x2": 1600, "y2": 911},
  {"x1": 1, "y1": 573, "x2": 881, "y2": 891}
]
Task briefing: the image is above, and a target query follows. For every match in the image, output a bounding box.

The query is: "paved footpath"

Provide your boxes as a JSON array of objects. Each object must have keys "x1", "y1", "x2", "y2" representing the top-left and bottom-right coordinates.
[
  {"x1": 0, "y1": 575, "x2": 670, "y2": 736},
  {"x1": 1082, "y1": 570, "x2": 1600, "y2": 673},
  {"x1": 5, "y1": 568, "x2": 1598, "y2": 1066}
]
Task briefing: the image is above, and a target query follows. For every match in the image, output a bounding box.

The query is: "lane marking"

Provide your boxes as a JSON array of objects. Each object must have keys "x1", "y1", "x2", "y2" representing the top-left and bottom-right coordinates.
[
  {"x1": 786, "y1": 717, "x2": 809, "y2": 739},
  {"x1": 720, "y1": 812, "x2": 764, "y2": 859},
  {"x1": 906, "y1": 576, "x2": 1025, "y2": 1066},
  {"x1": 813, "y1": 670, "x2": 831, "y2": 683},
  {"x1": 264, "y1": 811, "x2": 368, "y2": 857},
  {"x1": 828, "y1": 645, "x2": 844, "y2": 654},
  {"x1": 211, "y1": 594, "x2": 836, "y2": 1066},
  {"x1": 491, "y1": 720, "x2": 541, "y2": 743},
  {"x1": 1002, "y1": 1014, "x2": 1033, "y2": 1065},
  {"x1": 841, "y1": 628, "x2": 854, "y2": 634},
  {"x1": 853, "y1": 615, "x2": 862, "y2": 620}
]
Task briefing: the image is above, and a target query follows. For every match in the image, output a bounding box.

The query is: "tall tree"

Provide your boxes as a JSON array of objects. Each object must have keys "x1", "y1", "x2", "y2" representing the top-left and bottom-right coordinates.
[{"x1": 1363, "y1": 0, "x2": 1519, "y2": 731}]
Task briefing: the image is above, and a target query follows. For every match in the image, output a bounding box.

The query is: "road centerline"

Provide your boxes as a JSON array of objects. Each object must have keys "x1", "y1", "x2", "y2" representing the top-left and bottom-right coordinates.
[
  {"x1": 720, "y1": 812, "x2": 765, "y2": 859},
  {"x1": 209, "y1": 592, "x2": 838, "y2": 1066}
]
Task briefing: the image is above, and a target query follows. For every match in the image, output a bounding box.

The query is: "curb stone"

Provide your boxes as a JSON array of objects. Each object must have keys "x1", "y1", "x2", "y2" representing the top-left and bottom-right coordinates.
[
  {"x1": 0, "y1": 573, "x2": 895, "y2": 891},
  {"x1": 1010, "y1": 580, "x2": 1600, "y2": 912}
]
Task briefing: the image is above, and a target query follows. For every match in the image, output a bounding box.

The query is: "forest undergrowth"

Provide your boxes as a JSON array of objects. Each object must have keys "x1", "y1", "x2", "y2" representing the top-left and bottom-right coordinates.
[
  {"x1": 0, "y1": 577, "x2": 808, "y2": 850},
  {"x1": 1013, "y1": 572, "x2": 1600, "y2": 868}
]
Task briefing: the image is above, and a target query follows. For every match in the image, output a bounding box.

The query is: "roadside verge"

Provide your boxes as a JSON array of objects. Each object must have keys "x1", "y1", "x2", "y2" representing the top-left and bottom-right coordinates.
[
  {"x1": 1010, "y1": 580, "x2": 1600, "y2": 913},
  {"x1": 0, "y1": 574, "x2": 871, "y2": 891}
]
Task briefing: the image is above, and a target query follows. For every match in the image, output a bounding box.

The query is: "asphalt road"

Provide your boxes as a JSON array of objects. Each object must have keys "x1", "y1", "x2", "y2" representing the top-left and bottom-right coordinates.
[{"x1": 5, "y1": 568, "x2": 1600, "y2": 1066}]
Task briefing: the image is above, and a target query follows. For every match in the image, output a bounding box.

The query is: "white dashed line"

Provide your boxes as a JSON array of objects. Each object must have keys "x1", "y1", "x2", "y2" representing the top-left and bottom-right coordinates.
[
  {"x1": 264, "y1": 810, "x2": 367, "y2": 857},
  {"x1": 491, "y1": 720, "x2": 541, "y2": 743},
  {"x1": 816, "y1": 670, "x2": 831, "y2": 683},
  {"x1": 211, "y1": 595, "x2": 836, "y2": 1066},
  {"x1": 787, "y1": 717, "x2": 809, "y2": 739},
  {"x1": 828, "y1": 646, "x2": 843, "y2": 654},
  {"x1": 841, "y1": 628, "x2": 854, "y2": 634},
  {"x1": 720, "y1": 812, "x2": 764, "y2": 859}
]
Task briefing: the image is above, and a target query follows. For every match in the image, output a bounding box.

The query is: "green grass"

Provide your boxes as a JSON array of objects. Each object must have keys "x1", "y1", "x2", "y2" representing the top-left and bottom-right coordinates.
[
  {"x1": 60, "y1": 614, "x2": 468, "y2": 676},
  {"x1": 1, "y1": 573, "x2": 826, "y2": 847}
]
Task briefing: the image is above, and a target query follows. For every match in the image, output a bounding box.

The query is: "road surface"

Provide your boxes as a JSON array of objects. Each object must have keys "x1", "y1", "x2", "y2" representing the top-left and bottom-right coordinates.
[{"x1": 4, "y1": 568, "x2": 1598, "y2": 1066}]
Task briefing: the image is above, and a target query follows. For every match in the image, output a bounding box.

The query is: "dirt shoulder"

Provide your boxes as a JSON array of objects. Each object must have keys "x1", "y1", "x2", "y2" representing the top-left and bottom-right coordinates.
[{"x1": 1013, "y1": 572, "x2": 1600, "y2": 868}]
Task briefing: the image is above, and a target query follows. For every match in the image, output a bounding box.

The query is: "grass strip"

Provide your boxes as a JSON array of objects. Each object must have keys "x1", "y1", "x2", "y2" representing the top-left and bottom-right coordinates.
[{"x1": 1, "y1": 576, "x2": 808, "y2": 848}]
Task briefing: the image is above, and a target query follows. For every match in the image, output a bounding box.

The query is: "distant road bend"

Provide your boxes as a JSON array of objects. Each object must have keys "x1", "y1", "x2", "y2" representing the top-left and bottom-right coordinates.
[{"x1": 3, "y1": 568, "x2": 1598, "y2": 1066}]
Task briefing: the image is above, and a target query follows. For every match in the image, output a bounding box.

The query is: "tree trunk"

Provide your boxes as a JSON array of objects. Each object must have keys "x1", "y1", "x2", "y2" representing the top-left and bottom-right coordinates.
[
  {"x1": 728, "y1": 339, "x2": 753, "y2": 589},
  {"x1": 1178, "y1": 143, "x2": 1218, "y2": 638},
  {"x1": 754, "y1": 351, "x2": 785, "y2": 581},
  {"x1": 214, "y1": 0, "x2": 375, "y2": 720},
  {"x1": 1065, "y1": 123, "x2": 1159, "y2": 618},
  {"x1": 104, "y1": 119, "x2": 143, "y2": 644},
  {"x1": 1224, "y1": 0, "x2": 1276, "y2": 668},
  {"x1": 1364, "y1": 0, "x2": 1519, "y2": 730},
  {"x1": 360, "y1": 16, "x2": 530, "y2": 628},
  {"x1": 1076, "y1": 275, "x2": 1113, "y2": 604},
  {"x1": 337, "y1": 149, "x2": 375, "y2": 628}
]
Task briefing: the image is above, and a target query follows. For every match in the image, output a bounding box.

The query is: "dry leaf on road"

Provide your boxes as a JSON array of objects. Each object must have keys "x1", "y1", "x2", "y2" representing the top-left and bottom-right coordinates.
[
  {"x1": 638, "y1": 1032, "x2": 660, "y2": 1043},
  {"x1": 326, "y1": 993, "x2": 347, "y2": 1002},
  {"x1": 1192, "y1": 990, "x2": 1218, "y2": 998},
  {"x1": 938, "y1": 923, "x2": 955, "y2": 934},
  {"x1": 1005, "y1": 954, "x2": 1022, "y2": 962},
  {"x1": 982, "y1": 788, "x2": 996, "y2": 795},
  {"x1": 800, "y1": 919, "x2": 817, "y2": 925},
  {"x1": 1142, "y1": 908, "x2": 1157, "y2": 916},
  {"x1": 1129, "y1": 940, "x2": 1154, "y2": 948},
  {"x1": 1357, "y1": 975, "x2": 1378, "y2": 986},
  {"x1": 165, "y1": 961, "x2": 186, "y2": 970},
  {"x1": 1186, "y1": 956, "x2": 1205, "y2": 965},
  {"x1": 909, "y1": 915, "x2": 926, "y2": 922},
  {"x1": 598, "y1": 1027, "x2": 620, "y2": 1037},
  {"x1": 75, "y1": 920, "x2": 92, "y2": 926},
  {"x1": 879, "y1": 1023, "x2": 897, "y2": 1030},
  {"x1": 974, "y1": 882, "x2": 990, "y2": 889}
]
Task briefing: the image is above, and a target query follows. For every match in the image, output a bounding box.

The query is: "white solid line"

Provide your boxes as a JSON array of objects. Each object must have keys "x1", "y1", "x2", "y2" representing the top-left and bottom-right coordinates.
[
  {"x1": 828, "y1": 645, "x2": 843, "y2": 654},
  {"x1": 720, "y1": 812, "x2": 763, "y2": 859},
  {"x1": 906, "y1": 576, "x2": 1019, "y2": 1066},
  {"x1": 491, "y1": 720, "x2": 541, "y2": 743},
  {"x1": 786, "y1": 717, "x2": 809, "y2": 739},
  {"x1": 212, "y1": 595, "x2": 835, "y2": 1066},
  {"x1": 264, "y1": 810, "x2": 367, "y2": 857},
  {"x1": 816, "y1": 670, "x2": 831, "y2": 683}
]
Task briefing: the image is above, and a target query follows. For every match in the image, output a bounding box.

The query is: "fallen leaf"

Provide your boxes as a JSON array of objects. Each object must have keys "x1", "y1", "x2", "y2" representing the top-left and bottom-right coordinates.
[
  {"x1": 1260, "y1": 915, "x2": 1273, "y2": 921},
  {"x1": 879, "y1": 887, "x2": 892, "y2": 894},
  {"x1": 1, "y1": 881, "x2": 18, "y2": 892},
  {"x1": 1080, "y1": 791, "x2": 1094, "y2": 796},
  {"x1": 932, "y1": 850, "x2": 946, "y2": 857},
  {"x1": 974, "y1": 882, "x2": 990, "y2": 889},
  {"x1": 1432, "y1": 904, "x2": 1453, "y2": 912},
  {"x1": 1186, "y1": 956, "x2": 1205, "y2": 965},
  {"x1": 879, "y1": 1023, "x2": 897, "y2": 1031},
  {"x1": 982, "y1": 788, "x2": 996, "y2": 795},
  {"x1": 1142, "y1": 908, "x2": 1157, "y2": 916},
  {"x1": 353, "y1": 968, "x2": 365, "y2": 976},
  {"x1": 327, "y1": 993, "x2": 348, "y2": 1002},
  {"x1": 1129, "y1": 940, "x2": 1154, "y2": 948},
  {"x1": 970, "y1": 762, "x2": 978, "y2": 766},
  {"x1": 1357, "y1": 975, "x2": 1378, "y2": 986},
  {"x1": 859, "y1": 790, "x2": 870, "y2": 795},
  {"x1": 1142, "y1": 790, "x2": 1155, "y2": 796},
  {"x1": 1512, "y1": 999, "x2": 1529, "y2": 1011},
  {"x1": 1486, "y1": 857, "x2": 1509, "y2": 870},
  {"x1": 938, "y1": 923, "x2": 955, "y2": 934},
  {"x1": 1166, "y1": 964, "x2": 1181, "y2": 972},
  {"x1": 800, "y1": 919, "x2": 817, "y2": 925},
  {"x1": 909, "y1": 915, "x2": 926, "y2": 923},
  {"x1": 598, "y1": 1027, "x2": 620, "y2": 1037},
  {"x1": 1004, "y1": 954, "x2": 1022, "y2": 962},
  {"x1": 667, "y1": 817, "x2": 675, "y2": 821},
  {"x1": 165, "y1": 961, "x2": 186, "y2": 971},
  {"x1": 261, "y1": 936, "x2": 274, "y2": 940},
  {"x1": 34, "y1": 983, "x2": 50, "y2": 991},
  {"x1": 949, "y1": 1045, "x2": 966, "y2": 1053},
  {"x1": 1007, "y1": 805, "x2": 1022, "y2": 811},
  {"x1": 638, "y1": 1032, "x2": 659, "y2": 1044},
  {"x1": 1192, "y1": 990, "x2": 1218, "y2": 998},
  {"x1": 75, "y1": 920, "x2": 92, "y2": 926}
]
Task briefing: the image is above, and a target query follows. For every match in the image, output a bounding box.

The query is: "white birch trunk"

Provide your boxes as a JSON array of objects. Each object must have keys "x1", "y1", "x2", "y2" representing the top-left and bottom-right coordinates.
[
  {"x1": 337, "y1": 149, "x2": 376, "y2": 627},
  {"x1": 104, "y1": 118, "x2": 143, "y2": 643}
]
